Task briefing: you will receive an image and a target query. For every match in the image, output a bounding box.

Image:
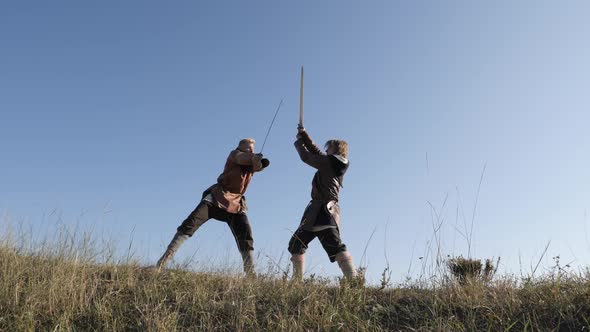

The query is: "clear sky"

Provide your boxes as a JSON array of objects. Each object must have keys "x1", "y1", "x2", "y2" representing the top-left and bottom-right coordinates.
[{"x1": 1, "y1": 1, "x2": 589, "y2": 283}]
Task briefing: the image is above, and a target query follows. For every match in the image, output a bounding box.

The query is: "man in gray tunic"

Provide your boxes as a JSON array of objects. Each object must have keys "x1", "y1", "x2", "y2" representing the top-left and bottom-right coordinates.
[{"x1": 288, "y1": 126, "x2": 357, "y2": 281}]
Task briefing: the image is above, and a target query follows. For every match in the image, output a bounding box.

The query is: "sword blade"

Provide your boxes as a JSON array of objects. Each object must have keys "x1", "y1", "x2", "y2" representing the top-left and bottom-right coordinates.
[
  {"x1": 260, "y1": 99, "x2": 284, "y2": 154},
  {"x1": 299, "y1": 66, "x2": 304, "y2": 127}
]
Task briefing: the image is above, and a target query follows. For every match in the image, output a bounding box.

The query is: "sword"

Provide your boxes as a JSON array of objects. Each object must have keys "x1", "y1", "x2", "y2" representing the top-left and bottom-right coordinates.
[
  {"x1": 259, "y1": 99, "x2": 284, "y2": 154},
  {"x1": 298, "y1": 66, "x2": 304, "y2": 129}
]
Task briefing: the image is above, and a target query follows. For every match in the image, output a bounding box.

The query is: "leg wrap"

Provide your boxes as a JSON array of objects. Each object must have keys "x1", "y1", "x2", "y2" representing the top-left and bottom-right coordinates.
[
  {"x1": 156, "y1": 231, "x2": 189, "y2": 269},
  {"x1": 240, "y1": 250, "x2": 256, "y2": 277},
  {"x1": 335, "y1": 251, "x2": 357, "y2": 279},
  {"x1": 291, "y1": 254, "x2": 305, "y2": 281}
]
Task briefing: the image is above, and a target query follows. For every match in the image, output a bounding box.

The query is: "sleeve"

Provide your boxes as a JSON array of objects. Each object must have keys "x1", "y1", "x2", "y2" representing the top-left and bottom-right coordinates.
[
  {"x1": 252, "y1": 158, "x2": 269, "y2": 173},
  {"x1": 299, "y1": 131, "x2": 323, "y2": 155},
  {"x1": 232, "y1": 151, "x2": 262, "y2": 166},
  {"x1": 294, "y1": 139, "x2": 330, "y2": 170}
]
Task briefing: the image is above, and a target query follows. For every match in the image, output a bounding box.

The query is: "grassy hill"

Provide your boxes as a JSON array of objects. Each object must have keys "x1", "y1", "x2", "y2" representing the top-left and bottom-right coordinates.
[{"x1": 1, "y1": 240, "x2": 590, "y2": 331}]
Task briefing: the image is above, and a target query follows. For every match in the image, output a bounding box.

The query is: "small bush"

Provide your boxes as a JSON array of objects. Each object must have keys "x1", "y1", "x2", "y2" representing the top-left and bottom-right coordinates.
[{"x1": 447, "y1": 256, "x2": 498, "y2": 285}]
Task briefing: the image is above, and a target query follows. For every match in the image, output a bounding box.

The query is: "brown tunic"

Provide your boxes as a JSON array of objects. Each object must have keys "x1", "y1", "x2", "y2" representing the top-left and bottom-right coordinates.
[
  {"x1": 294, "y1": 131, "x2": 349, "y2": 231},
  {"x1": 209, "y1": 149, "x2": 265, "y2": 214}
]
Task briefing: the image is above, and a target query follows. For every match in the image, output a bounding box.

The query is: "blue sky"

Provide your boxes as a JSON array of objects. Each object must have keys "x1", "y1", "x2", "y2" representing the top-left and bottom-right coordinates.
[{"x1": 1, "y1": 1, "x2": 589, "y2": 283}]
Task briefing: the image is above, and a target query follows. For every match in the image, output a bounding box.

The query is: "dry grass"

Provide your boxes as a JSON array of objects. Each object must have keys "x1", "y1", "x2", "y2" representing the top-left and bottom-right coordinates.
[{"x1": 1, "y1": 237, "x2": 590, "y2": 331}]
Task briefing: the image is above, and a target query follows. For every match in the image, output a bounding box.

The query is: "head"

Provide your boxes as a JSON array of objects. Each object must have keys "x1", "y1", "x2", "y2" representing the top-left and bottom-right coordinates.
[
  {"x1": 324, "y1": 139, "x2": 348, "y2": 158},
  {"x1": 238, "y1": 138, "x2": 255, "y2": 153}
]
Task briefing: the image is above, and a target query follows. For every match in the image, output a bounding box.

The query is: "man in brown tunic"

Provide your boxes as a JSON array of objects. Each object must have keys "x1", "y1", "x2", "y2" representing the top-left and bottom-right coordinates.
[
  {"x1": 288, "y1": 127, "x2": 357, "y2": 280},
  {"x1": 156, "y1": 138, "x2": 269, "y2": 276}
]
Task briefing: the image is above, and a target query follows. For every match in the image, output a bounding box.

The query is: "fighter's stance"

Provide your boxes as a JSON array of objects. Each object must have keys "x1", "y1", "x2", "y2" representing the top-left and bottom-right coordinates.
[
  {"x1": 288, "y1": 127, "x2": 357, "y2": 281},
  {"x1": 156, "y1": 138, "x2": 269, "y2": 276}
]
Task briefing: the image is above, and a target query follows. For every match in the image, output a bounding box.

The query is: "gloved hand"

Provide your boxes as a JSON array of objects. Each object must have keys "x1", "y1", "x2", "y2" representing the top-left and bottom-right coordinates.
[{"x1": 261, "y1": 158, "x2": 270, "y2": 169}]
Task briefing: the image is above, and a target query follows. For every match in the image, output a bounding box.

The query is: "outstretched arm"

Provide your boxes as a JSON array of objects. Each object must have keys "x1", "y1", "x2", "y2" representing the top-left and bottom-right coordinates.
[{"x1": 232, "y1": 151, "x2": 266, "y2": 171}]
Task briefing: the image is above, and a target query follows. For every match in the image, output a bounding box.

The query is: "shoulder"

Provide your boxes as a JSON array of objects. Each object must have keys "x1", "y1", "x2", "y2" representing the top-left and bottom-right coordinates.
[
  {"x1": 228, "y1": 149, "x2": 244, "y2": 160},
  {"x1": 328, "y1": 155, "x2": 349, "y2": 174}
]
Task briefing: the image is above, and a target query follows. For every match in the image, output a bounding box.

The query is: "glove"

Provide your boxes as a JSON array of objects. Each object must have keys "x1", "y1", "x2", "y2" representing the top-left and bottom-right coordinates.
[{"x1": 261, "y1": 158, "x2": 270, "y2": 168}]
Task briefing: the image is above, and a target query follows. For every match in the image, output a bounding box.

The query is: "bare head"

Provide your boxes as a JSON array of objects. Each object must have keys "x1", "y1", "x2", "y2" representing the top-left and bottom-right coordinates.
[
  {"x1": 238, "y1": 138, "x2": 255, "y2": 153},
  {"x1": 324, "y1": 139, "x2": 348, "y2": 158}
]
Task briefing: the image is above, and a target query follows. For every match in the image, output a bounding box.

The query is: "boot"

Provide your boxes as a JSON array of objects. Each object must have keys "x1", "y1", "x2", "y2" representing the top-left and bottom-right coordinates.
[
  {"x1": 291, "y1": 254, "x2": 305, "y2": 281},
  {"x1": 240, "y1": 250, "x2": 256, "y2": 277},
  {"x1": 335, "y1": 251, "x2": 357, "y2": 279},
  {"x1": 156, "y1": 232, "x2": 189, "y2": 270}
]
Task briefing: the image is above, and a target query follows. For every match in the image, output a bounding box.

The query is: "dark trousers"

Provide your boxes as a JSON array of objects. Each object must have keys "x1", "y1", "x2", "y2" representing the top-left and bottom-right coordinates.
[
  {"x1": 177, "y1": 201, "x2": 254, "y2": 252},
  {"x1": 288, "y1": 227, "x2": 347, "y2": 262}
]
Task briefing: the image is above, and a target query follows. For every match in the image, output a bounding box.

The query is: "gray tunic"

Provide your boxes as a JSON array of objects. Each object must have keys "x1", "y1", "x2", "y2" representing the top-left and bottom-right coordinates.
[{"x1": 294, "y1": 131, "x2": 349, "y2": 231}]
